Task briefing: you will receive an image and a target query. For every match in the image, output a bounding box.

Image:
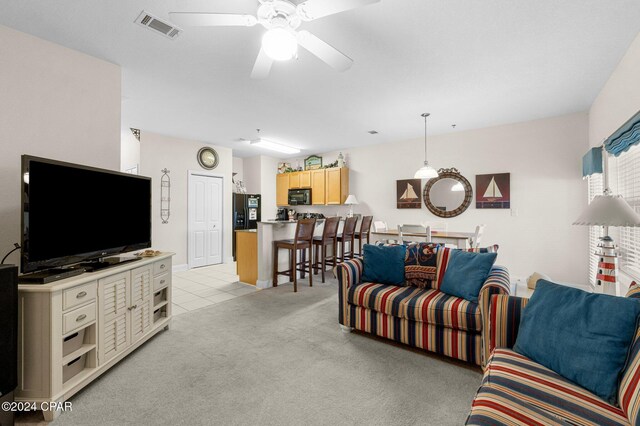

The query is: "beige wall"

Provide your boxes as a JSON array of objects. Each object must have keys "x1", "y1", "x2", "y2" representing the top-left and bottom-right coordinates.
[
  {"x1": 291, "y1": 112, "x2": 589, "y2": 283},
  {"x1": 139, "y1": 132, "x2": 233, "y2": 267},
  {"x1": 589, "y1": 32, "x2": 640, "y2": 148},
  {"x1": 0, "y1": 24, "x2": 121, "y2": 267}
]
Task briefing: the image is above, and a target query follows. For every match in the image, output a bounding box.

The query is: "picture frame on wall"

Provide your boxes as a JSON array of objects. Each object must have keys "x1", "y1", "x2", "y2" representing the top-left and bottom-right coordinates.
[
  {"x1": 304, "y1": 155, "x2": 323, "y2": 170},
  {"x1": 397, "y1": 179, "x2": 422, "y2": 209},
  {"x1": 476, "y1": 173, "x2": 510, "y2": 208}
]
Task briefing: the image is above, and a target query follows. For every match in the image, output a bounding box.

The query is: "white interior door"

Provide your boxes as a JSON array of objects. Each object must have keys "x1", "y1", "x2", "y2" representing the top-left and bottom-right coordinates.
[{"x1": 188, "y1": 173, "x2": 223, "y2": 268}]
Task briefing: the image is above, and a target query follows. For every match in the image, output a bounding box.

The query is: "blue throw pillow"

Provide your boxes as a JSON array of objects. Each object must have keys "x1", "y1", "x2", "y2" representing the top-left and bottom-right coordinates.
[
  {"x1": 514, "y1": 280, "x2": 640, "y2": 404},
  {"x1": 439, "y1": 250, "x2": 497, "y2": 302},
  {"x1": 361, "y1": 244, "x2": 406, "y2": 286}
]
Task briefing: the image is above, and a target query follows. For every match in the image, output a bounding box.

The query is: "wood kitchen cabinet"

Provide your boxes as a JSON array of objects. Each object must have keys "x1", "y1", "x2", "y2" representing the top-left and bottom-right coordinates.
[
  {"x1": 311, "y1": 169, "x2": 326, "y2": 205},
  {"x1": 289, "y1": 172, "x2": 301, "y2": 188},
  {"x1": 325, "y1": 167, "x2": 349, "y2": 205},
  {"x1": 299, "y1": 171, "x2": 311, "y2": 188},
  {"x1": 275, "y1": 168, "x2": 349, "y2": 206},
  {"x1": 276, "y1": 173, "x2": 289, "y2": 206}
]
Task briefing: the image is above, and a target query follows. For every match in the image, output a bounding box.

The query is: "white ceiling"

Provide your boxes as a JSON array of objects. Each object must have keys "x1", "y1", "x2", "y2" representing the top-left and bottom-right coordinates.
[{"x1": 1, "y1": 1, "x2": 639, "y2": 158}]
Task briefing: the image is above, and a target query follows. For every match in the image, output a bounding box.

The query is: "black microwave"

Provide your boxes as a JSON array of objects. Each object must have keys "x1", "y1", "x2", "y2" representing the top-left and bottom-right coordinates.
[{"x1": 288, "y1": 188, "x2": 311, "y2": 205}]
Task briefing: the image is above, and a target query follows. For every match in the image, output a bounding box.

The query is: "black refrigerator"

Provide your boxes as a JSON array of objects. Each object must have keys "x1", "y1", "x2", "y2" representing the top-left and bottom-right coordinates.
[{"x1": 233, "y1": 193, "x2": 261, "y2": 260}]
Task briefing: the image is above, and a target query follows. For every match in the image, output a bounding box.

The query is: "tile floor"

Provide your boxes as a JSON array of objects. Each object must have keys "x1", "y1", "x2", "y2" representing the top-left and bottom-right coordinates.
[{"x1": 171, "y1": 262, "x2": 259, "y2": 316}]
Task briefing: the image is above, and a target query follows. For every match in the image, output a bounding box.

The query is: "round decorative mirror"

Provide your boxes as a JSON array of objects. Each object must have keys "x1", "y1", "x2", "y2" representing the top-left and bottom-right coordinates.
[{"x1": 423, "y1": 168, "x2": 473, "y2": 218}]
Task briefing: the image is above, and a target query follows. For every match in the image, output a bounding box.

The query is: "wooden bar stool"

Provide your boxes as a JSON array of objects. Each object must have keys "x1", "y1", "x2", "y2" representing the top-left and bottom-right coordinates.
[
  {"x1": 312, "y1": 216, "x2": 340, "y2": 283},
  {"x1": 337, "y1": 216, "x2": 358, "y2": 262},
  {"x1": 354, "y1": 215, "x2": 373, "y2": 256},
  {"x1": 272, "y1": 218, "x2": 316, "y2": 292}
]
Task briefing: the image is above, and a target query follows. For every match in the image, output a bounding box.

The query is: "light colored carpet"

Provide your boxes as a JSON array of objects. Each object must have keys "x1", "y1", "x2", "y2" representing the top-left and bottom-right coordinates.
[{"x1": 21, "y1": 277, "x2": 482, "y2": 425}]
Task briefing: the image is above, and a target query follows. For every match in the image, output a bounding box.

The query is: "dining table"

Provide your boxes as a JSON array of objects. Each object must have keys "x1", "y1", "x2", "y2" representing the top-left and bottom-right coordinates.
[{"x1": 370, "y1": 229, "x2": 475, "y2": 249}]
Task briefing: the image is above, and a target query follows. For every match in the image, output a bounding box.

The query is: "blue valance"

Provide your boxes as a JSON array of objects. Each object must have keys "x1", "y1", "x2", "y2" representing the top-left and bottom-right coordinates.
[
  {"x1": 604, "y1": 110, "x2": 640, "y2": 157},
  {"x1": 582, "y1": 147, "x2": 603, "y2": 177}
]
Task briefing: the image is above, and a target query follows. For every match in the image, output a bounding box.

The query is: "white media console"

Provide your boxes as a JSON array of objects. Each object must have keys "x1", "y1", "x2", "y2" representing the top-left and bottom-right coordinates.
[{"x1": 15, "y1": 252, "x2": 174, "y2": 421}]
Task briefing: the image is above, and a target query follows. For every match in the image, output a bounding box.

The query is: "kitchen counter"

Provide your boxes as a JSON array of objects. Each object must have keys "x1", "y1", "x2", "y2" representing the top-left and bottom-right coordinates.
[
  {"x1": 235, "y1": 229, "x2": 257, "y2": 233},
  {"x1": 254, "y1": 218, "x2": 344, "y2": 288}
]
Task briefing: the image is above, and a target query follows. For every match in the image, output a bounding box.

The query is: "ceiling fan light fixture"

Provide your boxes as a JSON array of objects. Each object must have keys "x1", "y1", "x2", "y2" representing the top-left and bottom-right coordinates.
[
  {"x1": 250, "y1": 138, "x2": 301, "y2": 154},
  {"x1": 262, "y1": 28, "x2": 298, "y2": 61}
]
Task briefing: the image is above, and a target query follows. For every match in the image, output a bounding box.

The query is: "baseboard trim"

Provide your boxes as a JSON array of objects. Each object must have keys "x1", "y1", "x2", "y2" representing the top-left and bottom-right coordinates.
[
  {"x1": 256, "y1": 275, "x2": 293, "y2": 289},
  {"x1": 172, "y1": 264, "x2": 188, "y2": 273},
  {"x1": 224, "y1": 256, "x2": 234, "y2": 264}
]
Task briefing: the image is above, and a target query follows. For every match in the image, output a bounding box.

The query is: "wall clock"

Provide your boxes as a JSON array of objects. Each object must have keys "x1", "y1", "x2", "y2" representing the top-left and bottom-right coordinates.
[{"x1": 197, "y1": 147, "x2": 219, "y2": 170}]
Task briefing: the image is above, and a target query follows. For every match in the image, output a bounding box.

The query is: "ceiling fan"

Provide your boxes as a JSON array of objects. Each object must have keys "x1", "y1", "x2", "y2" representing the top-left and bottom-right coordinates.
[{"x1": 169, "y1": 0, "x2": 380, "y2": 79}]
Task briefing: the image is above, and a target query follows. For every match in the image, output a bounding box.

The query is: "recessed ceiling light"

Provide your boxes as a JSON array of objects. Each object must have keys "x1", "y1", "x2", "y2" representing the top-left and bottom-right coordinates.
[{"x1": 368, "y1": 130, "x2": 379, "y2": 135}]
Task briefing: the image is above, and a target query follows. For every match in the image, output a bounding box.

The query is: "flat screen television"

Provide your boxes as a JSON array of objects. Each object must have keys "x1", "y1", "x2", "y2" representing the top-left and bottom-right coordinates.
[{"x1": 21, "y1": 155, "x2": 152, "y2": 274}]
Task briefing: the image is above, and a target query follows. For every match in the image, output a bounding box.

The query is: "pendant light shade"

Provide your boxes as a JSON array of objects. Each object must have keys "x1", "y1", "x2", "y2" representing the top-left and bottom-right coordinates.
[
  {"x1": 414, "y1": 162, "x2": 438, "y2": 179},
  {"x1": 414, "y1": 113, "x2": 438, "y2": 179}
]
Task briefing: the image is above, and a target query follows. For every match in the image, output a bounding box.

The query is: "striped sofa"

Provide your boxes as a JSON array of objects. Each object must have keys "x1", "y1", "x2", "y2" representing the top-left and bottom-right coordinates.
[
  {"x1": 336, "y1": 244, "x2": 510, "y2": 367},
  {"x1": 467, "y1": 287, "x2": 640, "y2": 425}
]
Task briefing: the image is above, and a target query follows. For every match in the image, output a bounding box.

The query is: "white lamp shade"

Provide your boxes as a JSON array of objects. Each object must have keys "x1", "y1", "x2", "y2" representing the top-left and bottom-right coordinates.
[
  {"x1": 344, "y1": 195, "x2": 359, "y2": 205},
  {"x1": 573, "y1": 194, "x2": 640, "y2": 226},
  {"x1": 414, "y1": 162, "x2": 439, "y2": 179}
]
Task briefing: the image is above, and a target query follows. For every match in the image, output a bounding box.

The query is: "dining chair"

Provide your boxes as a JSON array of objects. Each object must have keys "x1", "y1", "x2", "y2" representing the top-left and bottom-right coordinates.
[
  {"x1": 399, "y1": 224, "x2": 431, "y2": 244},
  {"x1": 354, "y1": 215, "x2": 373, "y2": 256},
  {"x1": 424, "y1": 222, "x2": 448, "y2": 233},
  {"x1": 373, "y1": 221, "x2": 388, "y2": 232},
  {"x1": 472, "y1": 224, "x2": 486, "y2": 249}
]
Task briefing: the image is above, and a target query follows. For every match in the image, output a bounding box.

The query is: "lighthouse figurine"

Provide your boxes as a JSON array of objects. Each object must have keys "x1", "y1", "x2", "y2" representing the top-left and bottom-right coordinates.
[{"x1": 595, "y1": 235, "x2": 618, "y2": 295}]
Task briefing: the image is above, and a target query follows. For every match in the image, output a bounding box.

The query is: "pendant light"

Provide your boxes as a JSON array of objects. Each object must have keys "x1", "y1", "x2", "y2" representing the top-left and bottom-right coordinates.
[{"x1": 414, "y1": 113, "x2": 438, "y2": 179}]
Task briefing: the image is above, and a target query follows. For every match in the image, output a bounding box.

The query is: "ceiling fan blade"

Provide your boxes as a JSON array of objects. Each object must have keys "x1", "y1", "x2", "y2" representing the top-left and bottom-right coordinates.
[
  {"x1": 251, "y1": 47, "x2": 274, "y2": 80},
  {"x1": 296, "y1": 0, "x2": 380, "y2": 21},
  {"x1": 169, "y1": 12, "x2": 257, "y2": 27},
  {"x1": 296, "y1": 31, "x2": 353, "y2": 72}
]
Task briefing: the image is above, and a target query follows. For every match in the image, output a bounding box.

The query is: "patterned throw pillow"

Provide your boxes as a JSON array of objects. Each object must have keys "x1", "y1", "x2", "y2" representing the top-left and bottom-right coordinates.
[
  {"x1": 627, "y1": 281, "x2": 640, "y2": 299},
  {"x1": 404, "y1": 242, "x2": 440, "y2": 289}
]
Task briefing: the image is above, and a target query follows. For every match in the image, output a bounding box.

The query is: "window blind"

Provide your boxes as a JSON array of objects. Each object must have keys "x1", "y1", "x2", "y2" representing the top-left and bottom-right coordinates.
[
  {"x1": 615, "y1": 143, "x2": 640, "y2": 280},
  {"x1": 587, "y1": 173, "x2": 603, "y2": 285}
]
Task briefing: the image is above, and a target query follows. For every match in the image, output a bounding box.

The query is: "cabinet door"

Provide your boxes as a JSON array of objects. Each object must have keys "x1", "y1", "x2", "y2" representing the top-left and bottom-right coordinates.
[
  {"x1": 99, "y1": 272, "x2": 130, "y2": 364},
  {"x1": 130, "y1": 266, "x2": 152, "y2": 344},
  {"x1": 276, "y1": 174, "x2": 289, "y2": 206},
  {"x1": 299, "y1": 171, "x2": 311, "y2": 188},
  {"x1": 289, "y1": 172, "x2": 301, "y2": 189},
  {"x1": 325, "y1": 168, "x2": 343, "y2": 204},
  {"x1": 311, "y1": 170, "x2": 326, "y2": 205}
]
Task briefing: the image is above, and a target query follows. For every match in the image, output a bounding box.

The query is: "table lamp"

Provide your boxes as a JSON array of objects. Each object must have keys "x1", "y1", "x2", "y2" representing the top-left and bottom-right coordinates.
[
  {"x1": 573, "y1": 190, "x2": 640, "y2": 295},
  {"x1": 345, "y1": 194, "x2": 358, "y2": 218}
]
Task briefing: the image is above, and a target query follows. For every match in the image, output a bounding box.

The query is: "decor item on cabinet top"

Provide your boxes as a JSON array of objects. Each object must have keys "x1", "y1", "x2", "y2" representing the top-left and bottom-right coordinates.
[
  {"x1": 397, "y1": 179, "x2": 422, "y2": 209},
  {"x1": 573, "y1": 189, "x2": 640, "y2": 295},
  {"x1": 277, "y1": 162, "x2": 291, "y2": 174},
  {"x1": 235, "y1": 180, "x2": 247, "y2": 194},
  {"x1": 414, "y1": 113, "x2": 438, "y2": 179},
  {"x1": 476, "y1": 173, "x2": 510, "y2": 209},
  {"x1": 160, "y1": 168, "x2": 170, "y2": 224},
  {"x1": 345, "y1": 194, "x2": 358, "y2": 217},
  {"x1": 304, "y1": 155, "x2": 323, "y2": 170},
  {"x1": 337, "y1": 152, "x2": 345, "y2": 168}
]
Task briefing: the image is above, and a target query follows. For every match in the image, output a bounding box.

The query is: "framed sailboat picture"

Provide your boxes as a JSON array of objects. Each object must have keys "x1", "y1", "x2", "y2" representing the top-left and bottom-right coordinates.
[
  {"x1": 476, "y1": 173, "x2": 510, "y2": 209},
  {"x1": 397, "y1": 179, "x2": 422, "y2": 209}
]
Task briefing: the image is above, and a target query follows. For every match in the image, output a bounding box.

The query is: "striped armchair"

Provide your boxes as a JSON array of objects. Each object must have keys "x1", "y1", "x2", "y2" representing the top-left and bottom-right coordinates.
[
  {"x1": 467, "y1": 292, "x2": 640, "y2": 425},
  {"x1": 336, "y1": 245, "x2": 510, "y2": 367}
]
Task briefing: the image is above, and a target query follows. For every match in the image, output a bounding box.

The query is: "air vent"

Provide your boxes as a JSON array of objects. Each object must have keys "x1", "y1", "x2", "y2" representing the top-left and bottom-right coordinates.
[{"x1": 135, "y1": 11, "x2": 182, "y2": 40}]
